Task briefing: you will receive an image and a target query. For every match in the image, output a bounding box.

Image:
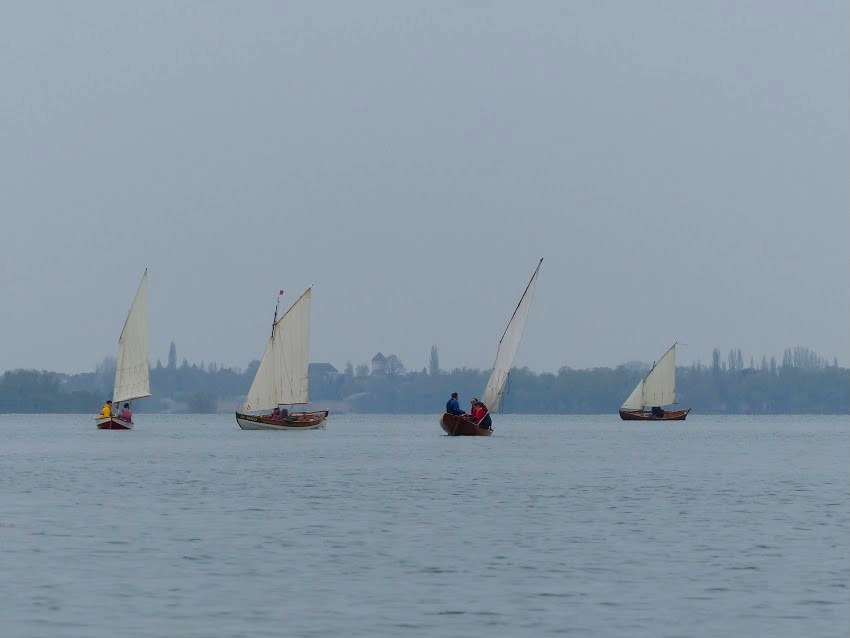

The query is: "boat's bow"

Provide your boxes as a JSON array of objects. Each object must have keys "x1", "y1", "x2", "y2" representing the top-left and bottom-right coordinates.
[{"x1": 95, "y1": 416, "x2": 134, "y2": 430}]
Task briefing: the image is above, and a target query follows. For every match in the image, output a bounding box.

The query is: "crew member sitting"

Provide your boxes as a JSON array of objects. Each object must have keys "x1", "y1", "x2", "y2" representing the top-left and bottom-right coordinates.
[
  {"x1": 445, "y1": 392, "x2": 465, "y2": 415},
  {"x1": 98, "y1": 400, "x2": 113, "y2": 419},
  {"x1": 118, "y1": 403, "x2": 132, "y2": 422},
  {"x1": 651, "y1": 406, "x2": 666, "y2": 418},
  {"x1": 271, "y1": 407, "x2": 282, "y2": 420},
  {"x1": 474, "y1": 401, "x2": 493, "y2": 430}
]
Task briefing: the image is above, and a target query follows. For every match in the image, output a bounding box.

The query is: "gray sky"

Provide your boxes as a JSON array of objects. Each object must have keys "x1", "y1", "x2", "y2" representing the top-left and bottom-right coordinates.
[{"x1": 2, "y1": 2, "x2": 848, "y2": 375}]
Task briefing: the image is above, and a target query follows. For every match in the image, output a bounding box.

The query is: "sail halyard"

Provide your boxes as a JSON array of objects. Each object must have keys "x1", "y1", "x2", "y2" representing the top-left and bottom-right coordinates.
[
  {"x1": 112, "y1": 270, "x2": 150, "y2": 404},
  {"x1": 481, "y1": 259, "x2": 542, "y2": 412}
]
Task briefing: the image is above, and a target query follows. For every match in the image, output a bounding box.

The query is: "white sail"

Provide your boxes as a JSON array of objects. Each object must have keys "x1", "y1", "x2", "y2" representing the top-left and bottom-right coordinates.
[
  {"x1": 241, "y1": 287, "x2": 311, "y2": 412},
  {"x1": 639, "y1": 343, "x2": 677, "y2": 407},
  {"x1": 241, "y1": 335, "x2": 278, "y2": 412},
  {"x1": 112, "y1": 270, "x2": 150, "y2": 403},
  {"x1": 272, "y1": 287, "x2": 311, "y2": 405},
  {"x1": 621, "y1": 379, "x2": 644, "y2": 410},
  {"x1": 481, "y1": 259, "x2": 542, "y2": 412}
]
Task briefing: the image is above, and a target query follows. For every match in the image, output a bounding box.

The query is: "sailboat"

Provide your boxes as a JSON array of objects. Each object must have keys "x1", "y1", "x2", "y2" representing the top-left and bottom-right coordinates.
[
  {"x1": 235, "y1": 287, "x2": 329, "y2": 430},
  {"x1": 440, "y1": 259, "x2": 542, "y2": 436},
  {"x1": 96, "y1": 270, "x2": 150, "y2": 430},
  {"x1": 618, "y1": 343, "x2": 690, "y2": 421}
]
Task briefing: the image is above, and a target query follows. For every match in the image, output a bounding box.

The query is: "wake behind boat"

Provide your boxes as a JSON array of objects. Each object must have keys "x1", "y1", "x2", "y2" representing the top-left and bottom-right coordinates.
[
  {"x1": 96, "y1": 270, "x2": 151, "y2": 430},
  {"x1": 235, "y1": 287, "x2": 329, "y2": 431},
  {"x1": 440, "y1": 259, "x2": 542, "y2": 436},
  {"x1": 618, "y1": 343, "x2": 690, "y2": 421}
]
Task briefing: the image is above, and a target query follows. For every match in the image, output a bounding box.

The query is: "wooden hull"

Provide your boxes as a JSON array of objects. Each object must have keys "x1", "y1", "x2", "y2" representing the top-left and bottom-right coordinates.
[
  {"x1": 618, "y1": 408, "x2": 690, "y2": 421},
  {"x1": 96, "y1": 416, "x2": 134, "y2": 430},
  {"x1": 440, "y1": 413, "x2": 493, "y2": 436},
  {"x1": 235, "y1": 410, "x2": 329, "y2": 431}
]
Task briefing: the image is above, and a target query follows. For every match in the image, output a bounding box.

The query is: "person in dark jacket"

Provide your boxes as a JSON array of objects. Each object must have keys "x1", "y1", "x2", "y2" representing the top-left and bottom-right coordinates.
[
  {"x1": 445, "y1": 392, "x2": 465, "y2": 415},
  {"x1": 651, "y1": 406, "x2": 666, "y2": 418}
]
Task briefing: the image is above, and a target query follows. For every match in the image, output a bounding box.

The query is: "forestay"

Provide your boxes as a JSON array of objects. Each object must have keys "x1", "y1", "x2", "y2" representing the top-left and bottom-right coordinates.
[
  {"x1": 113, "y1": 270, "x2": 151, "y2": 403},
  {"x1": 242, "y1": 287, "x2": 311, "y2": 412},
  {"x1": 481, "y1": 260, "x2": 542, "y2": 412}
]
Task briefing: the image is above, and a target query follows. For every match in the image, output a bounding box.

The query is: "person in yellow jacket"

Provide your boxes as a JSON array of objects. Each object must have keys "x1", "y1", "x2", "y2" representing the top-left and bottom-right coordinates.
[{"x1": 98, "y1": 400, "x2": 113, "y2": 419}]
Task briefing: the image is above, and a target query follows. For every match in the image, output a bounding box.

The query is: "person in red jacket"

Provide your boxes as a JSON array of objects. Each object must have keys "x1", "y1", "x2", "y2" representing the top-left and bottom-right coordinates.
[
  {"x1": 470, "y1": 401, "x2": 484, "y2": 422},
  {"x1": 472, "y1": 401, "x2": 492, "y2": 430}
]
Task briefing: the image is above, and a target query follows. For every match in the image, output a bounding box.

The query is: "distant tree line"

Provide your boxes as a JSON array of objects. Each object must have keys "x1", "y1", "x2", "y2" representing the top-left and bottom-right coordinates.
[{"x1": 1, "y1": 344, "x2": 847, "y2": 414}]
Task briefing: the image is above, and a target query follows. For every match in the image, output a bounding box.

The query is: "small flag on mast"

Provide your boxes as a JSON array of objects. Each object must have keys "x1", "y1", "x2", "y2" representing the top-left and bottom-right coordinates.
[{"x1": 279, "y1": 290, "x2": 285, "y2": 295}]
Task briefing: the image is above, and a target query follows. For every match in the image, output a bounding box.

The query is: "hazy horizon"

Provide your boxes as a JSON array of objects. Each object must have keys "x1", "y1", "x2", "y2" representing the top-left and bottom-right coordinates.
[
  {"x1": 2, "y1": 3, "x2": 848, "y2": 376},
  {"x1": 5, "y1": 325, "x2": 844, "y2": 377}
]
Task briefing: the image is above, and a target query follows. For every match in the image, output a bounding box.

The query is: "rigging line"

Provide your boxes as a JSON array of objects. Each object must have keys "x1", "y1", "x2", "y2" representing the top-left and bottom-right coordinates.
[
  {"x1": 271, "y1": 293, "x2": 281, "y2": 338},
  {"x1": 501, "y1": 371, "x2": 510, "y2": 414},
  {"x1": 496, "y1": 258, "x2": 542, "y2": 343}
]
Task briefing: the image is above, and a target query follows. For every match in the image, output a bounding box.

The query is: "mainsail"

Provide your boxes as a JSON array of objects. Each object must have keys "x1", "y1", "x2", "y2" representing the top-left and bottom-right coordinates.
[
  {"x1": 242, "y1": 287, "x2": 311, "y2": 412},
  {"x1": 481, "y1": 259, "x2": 542, "y2": 412},
  {"x1": 113, "y1": 270, "x2": 150, "y2": 403},
  {"x1": 621, "y1": 343, "x2": 677, "y2": 409}
]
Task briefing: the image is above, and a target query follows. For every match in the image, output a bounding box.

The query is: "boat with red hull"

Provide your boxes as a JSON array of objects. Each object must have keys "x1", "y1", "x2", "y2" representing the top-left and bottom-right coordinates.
[
  {"x1": 96, "y1": 416, "x2": 135, "y2": 430},
  {"x1": 95, "y1": 270, "x2": 151, "y2": 430}
]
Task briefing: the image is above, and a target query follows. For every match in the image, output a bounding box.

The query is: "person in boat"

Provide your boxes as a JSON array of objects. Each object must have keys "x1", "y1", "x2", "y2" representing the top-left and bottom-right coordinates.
[
  {"x1": 98, "y1": 400, "x2": 113, "y2": 419},
  {"x1": 118, "y1": 403, "x2": 132, "y2": 422},
  {"x1": 473, "y1": 401, "x2": 493, "y2": 430},
  {"x1": 445, "y1": 392, "x2": 465, "y2": 415},
  {"x1": 651, "y1": 406, "x2": 666, "y2": 418},
  {"x1": 464, "y1": 398, "x2": 478, "y2": 421},
  {"x1": 271, "y1": 407, "x2": 282, "y2": 420}
]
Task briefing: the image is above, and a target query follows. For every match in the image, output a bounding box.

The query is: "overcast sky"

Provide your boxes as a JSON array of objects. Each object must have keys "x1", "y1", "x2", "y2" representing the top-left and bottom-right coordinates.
[{"x1": 2, "y1": 2, "x2": 848, "y2": 375}]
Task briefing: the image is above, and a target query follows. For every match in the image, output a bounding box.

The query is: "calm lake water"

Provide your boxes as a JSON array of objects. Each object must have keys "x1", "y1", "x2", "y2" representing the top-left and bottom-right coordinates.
[{"x1": 1, "y1": 414, "x2": 847, "y2": 638}]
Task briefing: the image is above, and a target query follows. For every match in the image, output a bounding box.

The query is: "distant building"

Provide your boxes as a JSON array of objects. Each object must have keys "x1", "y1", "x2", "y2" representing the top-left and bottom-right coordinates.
[
  {"x1": 371, "y1": 352, "x2": 387, "y2": 375},
  {"x1": 308, "y1": 363, "x2": 339, "y2": 381}
]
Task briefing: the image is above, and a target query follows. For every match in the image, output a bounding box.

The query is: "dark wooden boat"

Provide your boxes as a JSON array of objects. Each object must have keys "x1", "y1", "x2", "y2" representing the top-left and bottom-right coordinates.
[
  {"x1": 236, "y1": 410, "x2": 329, "y2": 430},
  {"x1": 618, "y1": 343, "x2": 690, "y2": 422},
  {"x1": 618, "y1": 408, "x2": 690, "y2": 421},
  {"x1": 440, "y1": 413, "x2": 493, "y2": 436},
  {"x1": 438, "y1": 259, "x2": 542, "y2": 437}
]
